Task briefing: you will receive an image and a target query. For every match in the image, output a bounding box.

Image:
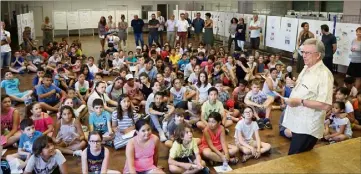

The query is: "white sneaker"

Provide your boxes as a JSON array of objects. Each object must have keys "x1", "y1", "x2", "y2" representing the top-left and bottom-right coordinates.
[
  {"x1": 162, "y1": 121, "x2": 168, "y2": 133},
  {"x1": 73, "y1": 150, "x2": 83, "y2": 157},
  {"x1": 159, "y1": 131, "x2": 167, "y2": 142}
]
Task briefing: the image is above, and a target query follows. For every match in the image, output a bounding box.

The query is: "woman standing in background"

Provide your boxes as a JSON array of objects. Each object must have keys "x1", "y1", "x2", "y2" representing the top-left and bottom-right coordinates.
[
  {"x1": 236, "y1": 18, "x2": 246, "y2": 52},
  {"x1": 41, "y1": 16, "x2": 53, "y2": 47},
  {"x1": 98, "y1": 16, "x2": 107, "y2": 52},
  {"x1": 347, "y1": 27, "x2": 361, "y2": 90},
  {"x1": 118, "y1": 15, "x2": 128, "y2": 51},
  {"x1": 203, "y1": 13, "x2": 214, "y2": 50},
  {"x1": 228, "y1": 18, "x2": 238, "y2": 52},
  {"x1": 107, "y1": 15, "x2": 117, "y2": 33},
  {"x1": 296, "y1": 22, "x2": 314, "y2": 73}
]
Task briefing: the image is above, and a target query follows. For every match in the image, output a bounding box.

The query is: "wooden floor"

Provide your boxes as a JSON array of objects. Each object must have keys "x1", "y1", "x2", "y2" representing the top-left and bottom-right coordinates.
[
  {"x1": 2, "y1": 35, "x2": 361, "y2": 173},
  {"x1": 229, "y1": 137, "x2": 361, "y2": 173}
]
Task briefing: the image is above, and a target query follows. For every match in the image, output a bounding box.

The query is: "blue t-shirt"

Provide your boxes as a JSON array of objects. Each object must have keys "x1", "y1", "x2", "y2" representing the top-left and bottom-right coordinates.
[
  {"x1": 127, "y1": 57, "x2": 137, "y2": 63},
  {"x1": 89, "y1": 111, "x2": 111, "y2": 134},
  {"x1": 11, "y1": 57, "x2": 25, "y2": 67},
  {"x1": 178, "y1": 59, "x2": 189, "y2": 72},
  {"x1": 32, "y1": 76, "x2": 41, "y2": 86},
  {"x1": 36, "y1": 84, "x2": 62, "y2": 103},
  {"x1": 1, "y1": 78, "x2": 21, "y2": 95},
  {"x1": 19, "y1": 131, "x2": 42, "y2": 153}
]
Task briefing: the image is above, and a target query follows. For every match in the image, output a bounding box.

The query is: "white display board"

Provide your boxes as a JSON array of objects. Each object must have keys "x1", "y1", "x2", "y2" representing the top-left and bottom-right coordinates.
[
  {"x1": 67, "y1": 11, "x2": 80, "y2": 30},
  {"x1": 278, "y1": 17, "x2": 299, "y2": 52},
  {"x1": 148, "y1": 11, "x2": 157, "y2": 21},
  {"x1": 53, "y1": 11, "x2": 67, "y2": 30},
  {"x1": 258, "y1": 15, "x2": 267, "y2": 48},
  {"x1": 17, "y1": 14, "x2": 23, "y2": 43},
  {"x1": 173, "y1": 10, "x2": 179, "y2": 20},
  {"x1": 217, "y1": 12, "x2": 225, "y2": 36},
  {"x1": 127, "y1": 10, "x2": 141, "y2": 27},
  {"x1": 265, "y1": 16, "x2": 282, "y2": 49},
  {"x1": 78, "y1": 10, "x2": 92, "y2": 29},
  {"x1": 104, "y1": 10, "x2": 115, "y2": 22},
  {"x1": 333, "y1": 23, "x2": 361, "y2": 66},
  {"x1": 212, "y1": 11, "x2": 219, "y2": 35},
  {"x1": 91, "y1": 11, "x2": 104, "y2": 28},
  {"x1": 21, "y1": 12, "x2": 35, "y2": 40},
  {"x1": 233, "y1": 13, "x2": 243, "y2": 20},
  {"x1": 224, "y1": 12, "x2": 235, "y2": 37},
  {"x1": 297, "y1": 19, "x2": 334, "y2": 41}
]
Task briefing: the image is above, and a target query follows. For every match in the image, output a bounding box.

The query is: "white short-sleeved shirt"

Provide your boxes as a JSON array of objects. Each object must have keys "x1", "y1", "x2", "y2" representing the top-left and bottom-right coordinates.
[
  {"x1": 166, "y1": 20, "x2": 176, "y2": 32},
  {"x1": 195, "y1": 83, "x2": 212, "y2": 103},
  {"x1": 1, "y1": 30, "x2": 11, "y2": 53},
  {"x1": 176, "y1": 20, "x2": 190, "y2": 32},
  {"x1": 188, "y1": 73, "x2": 198, "y2": 85},
  {"x1": 184, "y1": 63, "x2": 194, "y2": 79},
  {"x1": 88, "y1": 64, "x2": 99, "y2": 75},
  {"x1": 249, "y1": 20, "x2": 261, "y2": 38},
  {"x1": 25, "y1": 149, "x2": 66, "y2": 174},
  {"x1": 75, "y1": 80, "x2": 90, "y2": 93},
  {"x1": 331, "y1": 116, "x2": 353, "y2": 137},
  {"x1": 283, "y1": 60, "x2": 333, "y2": 138},
  {"x1": 87, "y1": 91, "x2": 111, "y2": 113},
  {"x1": 345, "y1": 100, "x2": 354, "y2": 113},
  {"x1": 234, "y1": 119, "x2": 259, "y2": 143},
  {"x1": 145, "y1": 93, "x2": 155, "y2": 115},
  {"x1": 112, "y1": 58, "x2": 124, "y2": 68}
]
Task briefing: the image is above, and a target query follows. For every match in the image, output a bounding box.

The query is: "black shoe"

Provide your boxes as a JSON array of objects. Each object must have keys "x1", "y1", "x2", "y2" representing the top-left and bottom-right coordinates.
[
  {"x1": 257, "y1": 120, "x2": 265, "y2": 130},
  {"x1": 265, "y1": 122, "x2": 273, "y2": 129}
]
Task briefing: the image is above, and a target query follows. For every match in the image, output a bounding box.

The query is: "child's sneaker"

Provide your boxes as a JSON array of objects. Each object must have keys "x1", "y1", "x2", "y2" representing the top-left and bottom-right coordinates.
[
  {"x1": 159, "y1": 131, "x2": 167, "y2": 142},
  {"x1": 72, "y1": 150, "x2": 83, "y2": 157},
  {"x1": 162, "y1": 121, "x2": 168, "y2": 133},
  {"x1": 257, "y1": 119, "x2": 265, "y2": 130},
  {"x1": 265, "y1": 122, "x2": 273, "y2": 129}
]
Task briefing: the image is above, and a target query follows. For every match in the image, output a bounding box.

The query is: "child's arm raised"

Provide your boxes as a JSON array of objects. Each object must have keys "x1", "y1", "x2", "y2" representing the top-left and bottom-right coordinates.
[
  {"x1": 101, "y1": 147, "x2": 110, "y2": 174},
  {"x1": 81, "y1": 148, "x2": 88, "y2": 174}
]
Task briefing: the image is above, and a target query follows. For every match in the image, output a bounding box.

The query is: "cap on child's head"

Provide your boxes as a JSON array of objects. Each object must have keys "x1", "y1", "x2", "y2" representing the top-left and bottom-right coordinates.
[
  {"x1": 226, "y1": 99, "x2": 235, "y2": 109},
  {"x1": 125, "y1": 74, "x2": 134, "y2": 80},
  {"x1": 286, "y1": 66, "x2": 292, "y2": 73},
  {"x1": 136, "y1": 46, "x2": 141, "y2": 50}
]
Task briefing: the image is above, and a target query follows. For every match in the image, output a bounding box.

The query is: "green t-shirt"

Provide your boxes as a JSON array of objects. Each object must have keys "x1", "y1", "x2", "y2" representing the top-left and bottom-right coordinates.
[
  {"x1": 169, "y1": 138, "x2": 199, "y2": 159},
  {"x1": 201, "y1": 100, "x2": 224, "y2": 120}
]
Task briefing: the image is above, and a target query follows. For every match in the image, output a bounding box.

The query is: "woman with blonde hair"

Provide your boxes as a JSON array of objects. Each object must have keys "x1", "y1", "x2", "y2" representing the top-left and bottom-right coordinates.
[{"x1": 41, "y1": 16, "x2": 53, "y2": 46}]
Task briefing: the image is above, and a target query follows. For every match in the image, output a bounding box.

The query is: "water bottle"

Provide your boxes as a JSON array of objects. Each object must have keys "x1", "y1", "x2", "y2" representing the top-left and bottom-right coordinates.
[{"x1": 222, "y1": 161, "x2": 228, "y2": 171}]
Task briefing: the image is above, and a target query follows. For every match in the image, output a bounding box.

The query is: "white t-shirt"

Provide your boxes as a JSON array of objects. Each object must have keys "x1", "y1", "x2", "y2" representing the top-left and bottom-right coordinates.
[
  {"x1": 249, "y1": 20, "x2": 261, "y2": 38},
  {"x1": 234, "y1": 119, "x2": 259, "y2": 143},
  {"x1": 75, "y1": 80, "x2": 90, "y2": 94},
  {"x1": 345, "y1": 101, "x2": 354, "y2": 113},
  {"x1": 331, "y1": 116, "x2": 353, "y2": 137},
  {"x1": 87, "y1": 91, "x2": 111, "y2": 113},
  {"x1": 112, "y1": 58, "x2": 124, "y2": 68},
  {"x1": 176, "y1": 20, "x2": 190, "y2": 32},
  {"x1": 47, "y1": 56, "x2": 61, "y2": 65},
  {"x1": 145, "y1": 93, "x2": 155, "y2": 115},
  {"x1": 188, "y1": 73, "x2": 198, "y2": 85},
  {"x1": 170, "y1": 87, "x2": 187, "y2": 105},
  {"x1": 88, "y1": 64, "x2": 99, "y2": 74},
  {"x1": 25, "y1": 149, "x2": 66, "y2": 174},
  {"x1": 195, "y1": 83, "x2": 212, "y2": 103},
  {"x1": 184, "y1": 63, "x2": 194, "y2": 79},
  {"x1": 1, "y1": 30, "x2": 11, "y2": 53}
]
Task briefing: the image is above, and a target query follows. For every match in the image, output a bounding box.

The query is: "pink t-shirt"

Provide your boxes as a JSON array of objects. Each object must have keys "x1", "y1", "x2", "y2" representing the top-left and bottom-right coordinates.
[
  {"x1": 199, "y1": 126, "x2": 222, "y2": 153},
  {"x1": 124, "y1": 82, "x2": 141, "y2": 97},
  {"x1": 33, "y1": 113, "x2": 53, "y2": 133},
  {"x1": 1, "y1": 107, "x2": 15, "y2": 133},
  {"x1": 123, "y1": 134, "x2": 157, "y2": 173}
]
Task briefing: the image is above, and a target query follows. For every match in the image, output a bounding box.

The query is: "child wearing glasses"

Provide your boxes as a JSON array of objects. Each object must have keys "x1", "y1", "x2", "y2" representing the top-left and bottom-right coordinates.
[{"x1": 81, "y1": 131, "x2": 121, "y2": 174}]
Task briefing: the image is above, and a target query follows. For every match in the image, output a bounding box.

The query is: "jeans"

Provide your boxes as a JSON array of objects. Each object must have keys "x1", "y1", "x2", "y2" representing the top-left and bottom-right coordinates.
[
  {"x1": 158, "y1": 30, "x2": 164, "y2": 46},
  {"x1": 1, "y1": 52, "x2": 11, "y2": 68},
  {"x1": 237, "y1": 40, "x2": 245, "y2": 51},
  {"x1": 167, "y1": 31, "x2": 176, "y2": 47},
  {"x1": 150, "y1": 114, "x2": 163, "y2": 133},
  {"x1": 148, "y1": 33, "x2": 159, "y2": 46},
  {"x1": 134, "y1": 33, "x2": 144, "y2": 46}
]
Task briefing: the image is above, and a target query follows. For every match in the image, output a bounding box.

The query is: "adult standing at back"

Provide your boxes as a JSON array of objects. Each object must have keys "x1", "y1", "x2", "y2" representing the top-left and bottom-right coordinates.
[
  {"x1": 192, "y1": 12, "x2": 205, "y2": 44},
  {"x1": 296, "y1": 22, "x2": 315, "y2": 73},
  {"x1": 185, "y1": 13, "x2": 192, "y2": 39},
  {"x1": 203, "y1": 13, "x2": 214, "y2": 50},
  {"x1": 1, "y1": 21, "x2": 11, "y2": 70},
  {"x1": 236, "y1": 18, "x2": 246, "y2": 52},
  {"x1": 175, "y1": 13, "x2": 189, "y2": 49},
  {"x1": 228, "y1": 18, "x2": 238, "y2": 52},
  {"x1": 321, "y1": 24, "x2": 337, "y2": 73},
  {"x1": 148, "y1": 14, "x2": 160, "y2": 47},
  {"x1": 41, "y1": 16, "x2": 53, "y2": 47},
  {"x1": 107, "y1": 15, "x2": 117, "y2": 33},
  {"x1": 283, "y1": 38, "x2": 333, "y2": 155},
  {"x1": 131, "y1": 15, "x2": 145, "y2": 47},
  {"x1": 248, "y1": 15, "x2": 261, "y2": 53},
  {"x1": 98, "y1": 16, "x2": 107, "y2": 52},
  {"x1": 156, "y1": 11, "x2": 165, "y2": 47},
  {"x1": 118, "y1": 15, "x2": 128, "y2": 50},
  {"x1": 165, "y1": 14, "x2": 177, "y2": 48},
  {"x1": 347, "y1": 27, "x2": 361, "y2": 90}
]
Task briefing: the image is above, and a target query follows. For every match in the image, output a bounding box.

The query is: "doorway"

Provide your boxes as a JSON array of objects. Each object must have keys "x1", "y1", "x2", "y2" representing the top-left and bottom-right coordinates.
[
  {"x1": 29, "y1": 6, "x2": 43, "y2": 38},
  {"x1": 157, "y1": 4, "x2": 167, "y2": 20}
]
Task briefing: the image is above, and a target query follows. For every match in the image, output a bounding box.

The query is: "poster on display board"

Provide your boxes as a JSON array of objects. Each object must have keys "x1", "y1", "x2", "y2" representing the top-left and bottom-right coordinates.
[
  {"x1": 91, "y1": 11, "x2": 103, "y2": 28},
  {"x1": 212, "y1": 11, "x2": 220, "y2": 35},
  {"x1": 224, "y1": 12, "x2": 235, "y2": 37},
  {"x1": 217, "y1": 12, "x2": 225, "y2": 37},
  {"x1": 297, "y1": 19, "x2": 334, "y2": 41},
  {"x1": 333, "y1": 23, "x2": 361, "y2": 66},
  {"x1": 277, "y1": 17, "x2": 299, "y2": 52},
  {"x1": 21, "y1": 12, "x2": 35, "y2": 40},
  {"x1": 17, "y1": 14, "x2": 23, "y2": 43},
  {"x1": 53, "y1": 11, "x2": 67, "y2": 30},
  {"x1": 127, "y1": 10, "x2": 141, "y2": 27},
  {"x1": 265, "y1": 16, "x2": 282, "y2": 49},
  {"x1": 78, "y1": 10, "x2": 92, "y2": 29},
  {"x1": 67, "y1": 11, "x2": 80, "y2": 30},
  {"x1": 104, "y1": 10, "x2": 115, "y2": 23}
]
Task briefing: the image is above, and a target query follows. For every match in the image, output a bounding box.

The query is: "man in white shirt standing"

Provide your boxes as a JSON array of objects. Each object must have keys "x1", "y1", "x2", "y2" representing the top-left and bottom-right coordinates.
[
  {"x1": 157, "y1": 11, "x2": 165, "y2": 47},
  {"x1": 248, "y1": 15, "x2": 261, "y2": 52},
  {"x1": 1, "y1": 21, "x2": 11, "y2": 69},
  {"x1": 283, "y1": 38, "x2": 333, "y2": 155},
  {"x1": 165, "y1": 14, "x2": 177, "y2": 48},
  {"x1": 175, "y1": 13, "x2": 189, "y2": 49}
]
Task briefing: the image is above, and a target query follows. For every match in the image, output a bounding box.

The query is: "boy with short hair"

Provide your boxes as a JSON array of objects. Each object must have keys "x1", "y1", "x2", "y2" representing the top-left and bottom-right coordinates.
[
  {"x1": 87, "y1": 56, "x2": 100, "y2": 75},
  {"x1": 36, "y1": 73, "x2": 66, "y2": 112},
  {"x1": 1, "y1": 71, "x2": 33, "y2": 103},
  {"x1": 177, "y1": 53, "x2": 189, "y2": 77},
  {"x1": 344, "y1": 76, "x2": 358, "y2": 98},
  {"x1": 149, "y1": 91, "x2": 175, "y2": 142},
  {"x1": 244, "y1": 80, "x2": 274, "y2": 129},
  {"x1": 6, "y1": 119, "x2": 43, "y2": 170},
  {"x1": 183, "y1": 56, "x2": 197, "y2": 81},
  {"x1": 89, "y1": 98, "x2": 114, "y2": 142},
  {"x1": 335, "y1": 87, "x2": 356, "y2": 126}
]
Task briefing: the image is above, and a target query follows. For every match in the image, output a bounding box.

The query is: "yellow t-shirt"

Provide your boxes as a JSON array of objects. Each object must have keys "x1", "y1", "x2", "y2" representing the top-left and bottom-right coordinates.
[
  {"x1": 169, "y1": 54, "x2": 180, "y2": 65},
  {"x1": 169, "y1": 138, "x2": 199, "y2": 159}
]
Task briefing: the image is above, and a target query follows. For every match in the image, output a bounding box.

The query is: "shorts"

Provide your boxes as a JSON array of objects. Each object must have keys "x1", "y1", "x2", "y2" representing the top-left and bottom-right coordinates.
[
  {"x1": 250, "y1": 37, "x2": 260, "y2": 49},
  {"x1": 280, "y1": 130, "x2": 291, "y2": 140},
  {"x1": 11, "y1": 90, "x2": 32, "y2": 98},
  {"x1": 254, "y1": 106, "x2": 266, "y2": 116},
  {"x1": 177, "y1": 32, "x2": 187, "y2": 41}
]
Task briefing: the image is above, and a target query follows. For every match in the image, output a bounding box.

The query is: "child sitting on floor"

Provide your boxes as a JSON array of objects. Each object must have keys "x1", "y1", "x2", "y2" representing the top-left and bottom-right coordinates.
[
  {"x1": 1, "y1": 71, "x2": 33, "y2": 103},
  {"x1": 89, "y1": 99, "x2": 114, "y2": 144},
  {"x1": 234, "y1": 106, "x2": 271, "y2": 162},
  {"x1": 9, "y1": 51, "x2": 26, "y2": 74},
  {"x1": 26, "y1": 102, "x2": 54, "y2": 136}
]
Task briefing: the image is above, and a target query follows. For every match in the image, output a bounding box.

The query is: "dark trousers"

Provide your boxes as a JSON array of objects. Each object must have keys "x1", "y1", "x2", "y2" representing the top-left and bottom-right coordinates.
[
  {"x1": 288, "y1": 132, "x2": 318, "y2": 155},
  {"x1": 250, "y1": 37, "x2": 260, "y2": 49},
  {"x1": 148, "y1": 33, "x2": 159, "y2": 46},
  {"x1": 158, "y1": 30, "x2": 164, "y2": 46},
  {"x1": 323, "y1": 57, "x2": 333, "y2": 73}
]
